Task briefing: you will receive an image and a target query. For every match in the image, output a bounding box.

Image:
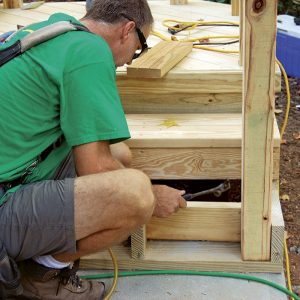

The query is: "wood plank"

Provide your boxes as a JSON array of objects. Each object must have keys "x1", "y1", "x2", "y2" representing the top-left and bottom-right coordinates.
[
  {"x1": 129, "y1": 147, "x2": 280, "y2": 180},
  {"x1": 238, "y1": 0, "x2": 243, "y2": 65},
  {"x1": 126, "y1": 114, "x2": 281, "y2": 149},
  {"x1": 118, "y1": 71, "x2": 243, "y2": 94},
  {"x1": 147, "y1": 202, "x2": 241, "y2": 242},
  {"x1": 127, "y1": 41, "x2": 193, "y2": 78},
  {"x1": 231, "y1": 0, "x2": 239, "y2": 16},
  {"x1": 170, "y1": 0, "x2": 188, "y2": 4},
  {"x1": 3, "y1": 0, "x2": 22, "y2": 9},
  {"x1": 271, "y1": 181, "x2": 284, "y2": 264},
  {"x1": 121, "y1": 93, "x2": 243, "y2": 114},
  {"x1": 241, "y1": 0, "x2": 277, "y2": 260},
  {"x1": 80, "y1": 241, "x2": 282, "y2": 273},
  {"x1": 131, "y1": 226, "x2": 147, "y2": 259},
  {"x1": 117, "y1": 72, "x2": 281, "y2": 98}
]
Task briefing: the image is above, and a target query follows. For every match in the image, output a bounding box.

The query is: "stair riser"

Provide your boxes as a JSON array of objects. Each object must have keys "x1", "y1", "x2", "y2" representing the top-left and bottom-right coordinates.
[
  {"x1": 121, "y1": 93, "x2": 243, "y2": 114},
  {"x1": 130, "y1": 148, "x2": 280, "y2": 180}
]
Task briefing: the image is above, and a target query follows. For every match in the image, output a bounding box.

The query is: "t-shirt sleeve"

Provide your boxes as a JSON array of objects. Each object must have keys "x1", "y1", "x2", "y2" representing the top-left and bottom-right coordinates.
[{"x1": 61, "y1": 52, "x2": 130, "y2": 147}]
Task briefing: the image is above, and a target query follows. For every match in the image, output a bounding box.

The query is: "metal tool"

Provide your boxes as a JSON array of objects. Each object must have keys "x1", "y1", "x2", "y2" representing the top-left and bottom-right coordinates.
[{"x1": 183, "y1": 180, "x2": 231, "y2": 201}]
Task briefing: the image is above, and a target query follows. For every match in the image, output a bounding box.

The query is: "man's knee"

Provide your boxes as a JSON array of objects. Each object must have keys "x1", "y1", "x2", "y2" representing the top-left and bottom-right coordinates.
[
  {"x1": 122, "y1": 169, "x2": 155, "y2": 224},
  {"x1": 74, "y1": 169, "x2": 154, "y2": 236}
]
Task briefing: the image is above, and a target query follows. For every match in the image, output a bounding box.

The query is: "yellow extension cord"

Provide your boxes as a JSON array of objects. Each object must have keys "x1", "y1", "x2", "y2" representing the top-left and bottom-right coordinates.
[
  {"x1": 103, "y1": 248, "x2": 118, "y2": 300},
  {"x1": 103, "y1": 19, "x2": 292, "y2": 300}
]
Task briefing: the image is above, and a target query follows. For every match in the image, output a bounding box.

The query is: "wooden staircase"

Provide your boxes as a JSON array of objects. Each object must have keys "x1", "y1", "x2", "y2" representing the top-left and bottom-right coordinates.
[
  {"x1": 81, "y1": 1, "x2": 284, "y2": 272},
  {"x1": 80, "y1": 113, "x2": 283, "y2": 271},
  {"x1": 0, "y1": 0, "x2": 283, "y2": 272}
]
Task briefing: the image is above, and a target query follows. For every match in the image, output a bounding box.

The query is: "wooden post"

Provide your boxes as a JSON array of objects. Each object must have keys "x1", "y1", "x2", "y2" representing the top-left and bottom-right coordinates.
[
  {"x1": 241, "y1": 0, "x2": 277, "y2": 260},
  {"x1": 231, "y1": 0, "x2": 239, "y2": 16},
  {"x1": 131, "y1": 226, "x2": 147, "y2": 259},
  {"x1": 170, "y1": 0, "x2": 188, "y2": 4},
  {"x1": 3, "y1": 0, "x2": 22, "y2": 8},
  {"x1": 238, "y1": 0, "x2": 244, "y2": 66}
]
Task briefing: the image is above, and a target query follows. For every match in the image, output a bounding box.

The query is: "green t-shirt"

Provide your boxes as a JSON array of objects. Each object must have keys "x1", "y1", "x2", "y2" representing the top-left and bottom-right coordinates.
[{"x1": 0, "y1": 13, "x2": 130, "y2": 199}]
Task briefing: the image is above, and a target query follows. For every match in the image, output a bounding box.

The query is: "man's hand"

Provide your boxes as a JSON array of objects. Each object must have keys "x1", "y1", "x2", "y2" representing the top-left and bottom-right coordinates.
[{"x1": 152, "y1": 185, "x2": 187, "y2": 218}]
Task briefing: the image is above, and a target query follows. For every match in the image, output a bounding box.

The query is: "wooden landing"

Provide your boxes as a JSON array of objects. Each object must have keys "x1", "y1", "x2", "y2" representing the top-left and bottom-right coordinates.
[
  {"x1": 0, "y1": 1, "x2": 281, "y2": 114},
  {"x1": 81, "y1": 241, "x2": 282, "y2": 273},
  {"x1": 80, "y1": 182, "x2": 284, "y2": 273},
  {"x1": 126, "y1": 113, "x2": 280, "y2": 179}
]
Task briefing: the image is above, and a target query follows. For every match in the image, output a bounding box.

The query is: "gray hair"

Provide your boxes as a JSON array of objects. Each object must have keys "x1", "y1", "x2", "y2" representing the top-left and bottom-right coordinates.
[{"x1": 84, "y1": 0, "x2": 154, "y2": 29}]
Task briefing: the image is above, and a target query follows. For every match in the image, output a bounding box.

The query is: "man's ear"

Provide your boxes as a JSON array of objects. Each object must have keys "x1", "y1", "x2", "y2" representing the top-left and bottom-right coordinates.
[{"x1": 120, "y1": 21, "x2": 135, "y2": 44}]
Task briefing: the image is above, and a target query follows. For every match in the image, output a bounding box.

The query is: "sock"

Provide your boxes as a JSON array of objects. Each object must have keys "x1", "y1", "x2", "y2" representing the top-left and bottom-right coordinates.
[{"x1": 33, "y1": 255, "x2": 71, "y2": 269}]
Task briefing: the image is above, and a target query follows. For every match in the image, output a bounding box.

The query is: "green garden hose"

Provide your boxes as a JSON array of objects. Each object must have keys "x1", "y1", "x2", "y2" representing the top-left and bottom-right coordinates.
[{"x1": 81, "y1": 269, "x2": 300, "y2": 299}]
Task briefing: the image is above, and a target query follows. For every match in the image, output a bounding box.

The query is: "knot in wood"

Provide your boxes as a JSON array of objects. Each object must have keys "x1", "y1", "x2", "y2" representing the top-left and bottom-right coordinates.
[{"x1": 253, "y1": 0, "x2": 265, "y2": 13}]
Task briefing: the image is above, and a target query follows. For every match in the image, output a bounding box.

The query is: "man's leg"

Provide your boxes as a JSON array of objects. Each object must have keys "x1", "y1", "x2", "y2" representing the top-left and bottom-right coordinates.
[
  {"x1": 1, "y1": 167, "x2": 154, "y2": 299},
  {"x1": 54, "y1": 168, "x2": 154, "y2": 262},
  {"x1": 34, "y1": 141, "x2": 133, "y2": 265}
]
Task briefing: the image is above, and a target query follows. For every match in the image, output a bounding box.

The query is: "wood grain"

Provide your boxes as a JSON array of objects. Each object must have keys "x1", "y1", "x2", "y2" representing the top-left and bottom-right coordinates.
[
  {"x1": 147, "y1": 202, "x2": 241, "y2": 242},
  {"x1": 126, "y1": 114, "x2": 281, "y2": 149},
  {"x1": 121, "y1": 93, "x2": 243, "y2": 114},
  {"x1": 80, "y1": 240, "x2": 282, "y2": 272},
  {"x1": 129, "y1": 147, "x2": 280, "y2": 180},
  {"x1": 241, "y1": 0, "x2": 277, "y2": 261},
  {"x1": 127, "y1": 41, "x2": 193, "y2": 78},
  {"x1": 271, "y1": 181, "x2": 284, "y2": 264},
  {"x1": 238, "y1": 0, "x2": 243, "y2": 66},
  {"x1": 231, "y1": 0, "x2": 239, "y2": 16},
  {"x1": 131, "y1": 226, "x2": 147, "y2": 259},
  {"x1": 170, "y1": 0, "x2": 188, "y2": 4},
  {"x1": 3, "y1": 0, "x2": 22, "y2": 9}
]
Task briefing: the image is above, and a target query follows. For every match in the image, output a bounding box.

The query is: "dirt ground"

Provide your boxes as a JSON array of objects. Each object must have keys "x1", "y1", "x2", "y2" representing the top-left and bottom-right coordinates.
[{"x1": 275, "y1": 76, "x2": 300, "y2": 295}]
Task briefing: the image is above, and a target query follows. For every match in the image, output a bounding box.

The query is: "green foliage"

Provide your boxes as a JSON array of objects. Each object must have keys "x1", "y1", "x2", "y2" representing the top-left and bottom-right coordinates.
[{"x1": 278, "y1": 0, "x2": 300, "y2": 17}]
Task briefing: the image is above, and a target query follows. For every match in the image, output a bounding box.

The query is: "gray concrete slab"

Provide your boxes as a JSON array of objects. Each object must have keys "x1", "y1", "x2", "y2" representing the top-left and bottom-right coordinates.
[{"x1": 79, "y1": 270, "x2": 288, "y2": 300}]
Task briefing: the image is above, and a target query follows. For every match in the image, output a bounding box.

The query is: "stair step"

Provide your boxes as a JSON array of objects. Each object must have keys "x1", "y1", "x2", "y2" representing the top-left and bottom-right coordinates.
[
  {"x1": 125, "y1": 114, "x2": 280, "y2": 179},
  {"x1": 126, "y1": 114, "x2": 280, "y2": 148},
  {"x1": 118, "y1": 71, "x2": 281, "y2": 114}
]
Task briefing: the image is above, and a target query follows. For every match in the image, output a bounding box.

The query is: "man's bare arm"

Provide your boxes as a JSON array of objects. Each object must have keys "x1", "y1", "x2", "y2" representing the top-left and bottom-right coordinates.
[{"x1": 73, "y1": 141, "x2": 123, "y2": 176}]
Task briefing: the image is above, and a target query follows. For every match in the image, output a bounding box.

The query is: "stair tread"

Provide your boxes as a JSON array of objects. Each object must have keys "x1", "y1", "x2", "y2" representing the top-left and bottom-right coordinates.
[{"x1": 126, "y1": 114, "x2": 280, "y2": 148}]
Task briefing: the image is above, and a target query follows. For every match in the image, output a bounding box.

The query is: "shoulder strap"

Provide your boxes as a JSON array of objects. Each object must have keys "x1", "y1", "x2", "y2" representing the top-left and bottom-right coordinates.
[{"x1": 0, "y1": 21, "x2": 90, "y2": 67}]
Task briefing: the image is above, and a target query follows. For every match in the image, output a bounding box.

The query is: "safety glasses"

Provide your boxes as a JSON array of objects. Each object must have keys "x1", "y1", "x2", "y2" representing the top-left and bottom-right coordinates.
[{"x1": 121, "y1": 14, "x2": 148, "y2": 59}]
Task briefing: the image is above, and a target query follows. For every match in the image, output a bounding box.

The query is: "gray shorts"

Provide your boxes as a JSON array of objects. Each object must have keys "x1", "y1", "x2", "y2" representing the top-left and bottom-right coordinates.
[{"x1": 0, "y1": 153, "x2": 77, "y2": 262}]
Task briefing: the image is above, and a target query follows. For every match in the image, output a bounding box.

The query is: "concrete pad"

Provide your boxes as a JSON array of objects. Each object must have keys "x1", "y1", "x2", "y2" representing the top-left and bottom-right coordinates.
[{"x1": 79, "y1": 270, "x2": 288, "y2": 299}]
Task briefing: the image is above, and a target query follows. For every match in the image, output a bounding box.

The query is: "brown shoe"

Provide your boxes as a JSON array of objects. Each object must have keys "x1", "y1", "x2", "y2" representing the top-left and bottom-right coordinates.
[{"x1": 14, "y1": 259, "x2": 105, "y2": 300}]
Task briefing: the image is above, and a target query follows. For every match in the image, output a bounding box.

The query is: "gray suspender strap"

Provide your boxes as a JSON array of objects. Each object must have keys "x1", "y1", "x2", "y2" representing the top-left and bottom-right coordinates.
[{"x1": 0, "y1": 21, "x2": 90, "y2": 67}]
